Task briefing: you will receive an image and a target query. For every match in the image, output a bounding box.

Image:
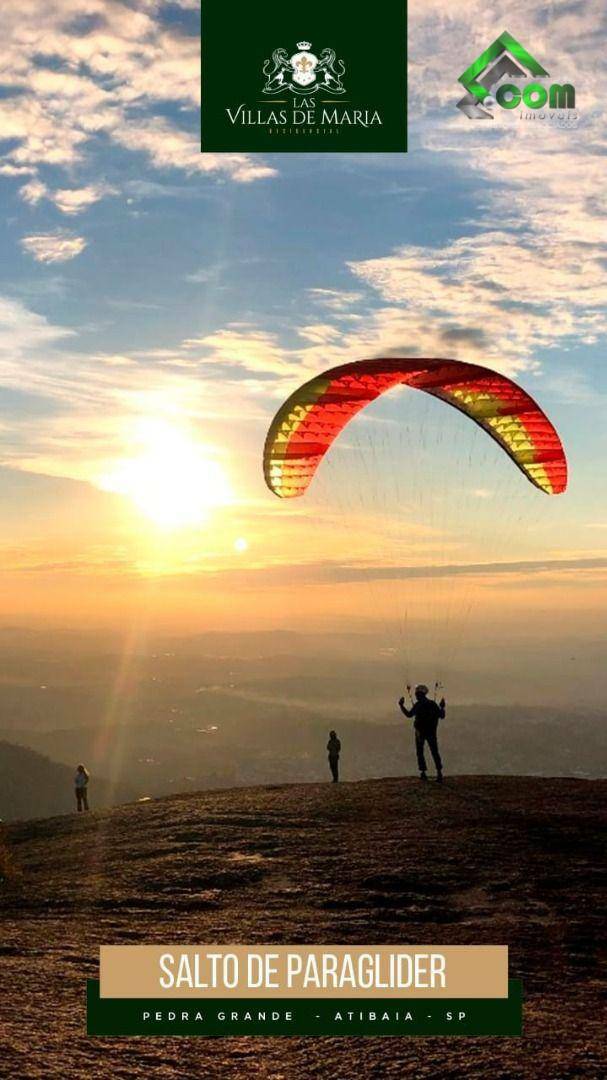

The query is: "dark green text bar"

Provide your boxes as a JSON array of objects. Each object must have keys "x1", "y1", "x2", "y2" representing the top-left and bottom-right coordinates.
[{"x1": 87, "y1": 979, "x2": 522, "y2": 1036}]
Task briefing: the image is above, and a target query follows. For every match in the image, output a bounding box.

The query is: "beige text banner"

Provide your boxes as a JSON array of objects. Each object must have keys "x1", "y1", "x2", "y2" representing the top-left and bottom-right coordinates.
[{"x1": 100, "y1": 945, "x2": 509, "y2": 999}]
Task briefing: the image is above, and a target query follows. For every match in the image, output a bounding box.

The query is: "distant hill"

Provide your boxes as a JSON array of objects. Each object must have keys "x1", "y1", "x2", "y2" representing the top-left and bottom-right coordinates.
[
  {"x1": 4, "y1": 704, "x2": 606, "y2": 808},
  {"x1": 0, "y1": 741, "x2": 133, "y2": 821}
]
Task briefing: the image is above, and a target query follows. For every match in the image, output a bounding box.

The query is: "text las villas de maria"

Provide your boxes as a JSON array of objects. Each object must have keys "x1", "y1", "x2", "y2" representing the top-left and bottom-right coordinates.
[{"x1": 226, "y1": 100, "x2": 383, "y2": 129}]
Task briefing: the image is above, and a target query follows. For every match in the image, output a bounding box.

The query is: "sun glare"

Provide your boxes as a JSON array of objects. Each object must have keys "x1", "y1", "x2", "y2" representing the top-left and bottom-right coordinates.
[{"x1": 100, "y1": 420, "x2": 232, "y2": 530}]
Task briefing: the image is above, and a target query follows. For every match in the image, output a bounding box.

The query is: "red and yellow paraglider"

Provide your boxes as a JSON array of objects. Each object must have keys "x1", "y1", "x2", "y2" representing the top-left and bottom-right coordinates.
[{"x1": 263, "y1": 357, "x2": 567, "y2": 499}]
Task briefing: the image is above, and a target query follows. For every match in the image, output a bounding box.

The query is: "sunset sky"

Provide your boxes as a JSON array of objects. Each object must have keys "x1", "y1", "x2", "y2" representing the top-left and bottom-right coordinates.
[{"x1": 0, "y1": 1, "x2": 606, "y2": 677}]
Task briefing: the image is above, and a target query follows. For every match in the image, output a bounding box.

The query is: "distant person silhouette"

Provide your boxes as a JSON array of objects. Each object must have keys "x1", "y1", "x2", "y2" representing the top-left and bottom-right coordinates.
[
  {"x1": 398, "y1": 685, "x2": 445, "y2": 783},
  {"x1": 327, "y1": 730, "x2": 341, "y2": 783},
  {"x1": 74, "y1": 764, "x2": 90, "y2": 812}
]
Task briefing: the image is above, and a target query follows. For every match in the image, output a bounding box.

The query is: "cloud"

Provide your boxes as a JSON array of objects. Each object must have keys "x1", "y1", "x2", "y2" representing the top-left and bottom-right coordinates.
[
  {"x1": 290, "y1": 26, "x2": 607, "y2": 380},
  {"x1": 181, "y1": 327, "x2": 298, "y2": 377},
  {"x1": 344, "y1": 229, "x2": 607, "y2": 374},
  {"x1": 0, "y1": 164, "x2": 36, "y2": 177},
  {"x1": 20, "y1": 232, "x2": 87, "y2": 264},
  {"x1": 185, "y1": 266, "x2": 224, "y2": 285},
  {"x1": 362, "y1": 3, "x2": 604, "y2": 392},
  {"x1": 0, "y1": 294, "x2": 271, "y2": 488},
  {"x1": 0, "y1": 1, "x2": 275, "y2": 192},
  {"x1": 0, "y1": 297, "x2": 76, "y2": 437},
  {"x1": 19, "y1": 179, "x2": 48, "y2": 206},
  {"x1": 201, "y1": 555, "x2": 607, "y2": 588},
  {"x1": 0, "y1": 296, "x2": 73, "y2": 356},
  {"x1": 52, "y1": 184, "x2": 114, "y2": 215},
  {"x1": 113, "y1": 118, "x2": 277, "y2": 182},
  {"x1": 19, "y1": 180, "x2": 113, "y2": 214},
  {"x1": 307, "y1": 288, "x2": 364, "y2": 312}
]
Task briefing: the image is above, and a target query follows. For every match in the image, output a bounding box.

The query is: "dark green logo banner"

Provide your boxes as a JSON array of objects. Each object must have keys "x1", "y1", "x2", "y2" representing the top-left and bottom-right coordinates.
[
  {"x1": 87, "y1": 979, "x2": 522, "y2": 1036},
  {"x1": 201, "y1": 1, "x2": 407, "y2": 153}
]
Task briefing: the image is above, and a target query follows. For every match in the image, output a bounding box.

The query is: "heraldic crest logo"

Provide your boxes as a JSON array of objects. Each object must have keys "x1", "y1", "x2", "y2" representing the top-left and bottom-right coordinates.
[
  {"x1": 262, "y1": 40, "x2": 346, "y2": 96},
  {"x1": 201, "y1": 0, "x2": 407, "y2": 153}
]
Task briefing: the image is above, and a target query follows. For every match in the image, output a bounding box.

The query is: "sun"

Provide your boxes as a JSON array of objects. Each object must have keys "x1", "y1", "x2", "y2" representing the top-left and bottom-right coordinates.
[{"x1": 100, "y1": 419, "x2": 232, "y2": 530}]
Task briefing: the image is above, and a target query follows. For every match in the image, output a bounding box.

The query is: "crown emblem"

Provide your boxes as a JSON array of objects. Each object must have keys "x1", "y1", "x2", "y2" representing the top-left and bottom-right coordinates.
[{"x1": 262, "y1": 40, "x2": 345, "y2": 97}]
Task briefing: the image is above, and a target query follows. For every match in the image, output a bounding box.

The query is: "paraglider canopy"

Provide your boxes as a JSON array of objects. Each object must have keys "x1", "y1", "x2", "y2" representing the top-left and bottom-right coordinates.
[{"x1": 263, "y1": 357, "x2": 567, "y2": 498}]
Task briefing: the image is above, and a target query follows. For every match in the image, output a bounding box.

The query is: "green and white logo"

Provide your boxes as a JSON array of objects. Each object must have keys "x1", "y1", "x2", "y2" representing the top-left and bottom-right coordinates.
[
  {"x1": 201, "y1": 0, "x2": 407, "y2": 154},
  {"x1": 262, "y1": 42, "x2": 346, "y2": 97},
  {"x1": 457, "y1": 31, "x2": 576, "y2": 123}
]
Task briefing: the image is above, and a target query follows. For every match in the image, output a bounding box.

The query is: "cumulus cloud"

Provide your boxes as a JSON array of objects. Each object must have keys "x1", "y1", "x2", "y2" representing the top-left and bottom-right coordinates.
[
  {"x1": 307, "y1": 288, "x2": 364, "y2": 312},
  {"x1": 419, "y1": 21, "x2": 603, "y2": 231},
  {"x1": 53, "y1": 184, "x2": 115, "y2": 215},
  {"x1": 246, "y1": 6, "x2": 605, "y2": 391},
  {"x1": 181, "y1": 327, "x2": 297, "y2": 377},
  {"x1": 345, "y1": 230, "x2": 607, "y2": 372},
  {"x1": 19, "y1": 179, "x2": 49, "y2": 206},
  {"x1": 301, "y1": 5, "x2": 606, "y2": 381},
  {"x1": 20, "y1": 232, "x2": 88, "y2": 264},
  {"x1": 0, "y1": 296, "x2": 73, "y2": 355},
  {"x1": 20, "y1": 178, "x2": 117, "y2": 214},
  {"x1": 113, "y1": 118, "x2": 276, "y2": 182},
  {"x1": 0, "y1": 164, "x2": 36, "y2": 177},
  {"x1": 0, "y1": 0, "x2": 275, "y2": 191}
]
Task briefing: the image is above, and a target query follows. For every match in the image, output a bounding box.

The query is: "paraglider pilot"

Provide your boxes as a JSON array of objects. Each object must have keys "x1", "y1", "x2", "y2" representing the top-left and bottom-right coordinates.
[{"x1": 398, "y1": 685, "x2": 445, "y2": 783}]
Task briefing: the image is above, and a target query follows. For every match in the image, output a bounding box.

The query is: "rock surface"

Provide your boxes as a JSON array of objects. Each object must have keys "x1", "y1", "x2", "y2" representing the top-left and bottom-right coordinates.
[{"x1": 1, "y1": 775, "x2": 605, "y2": 1078}]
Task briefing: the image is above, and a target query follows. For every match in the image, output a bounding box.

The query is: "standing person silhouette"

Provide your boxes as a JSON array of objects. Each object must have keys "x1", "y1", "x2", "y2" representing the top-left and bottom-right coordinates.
[
  {"x1": 398, "y1": 685, "x2": 445, "y2": 783},
  {"x1": 74, "y1": 764, "x2": 90, "y2": 812},
  {"x1": 327, "y1": 730, "x2": 341, "y2": 783}
]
